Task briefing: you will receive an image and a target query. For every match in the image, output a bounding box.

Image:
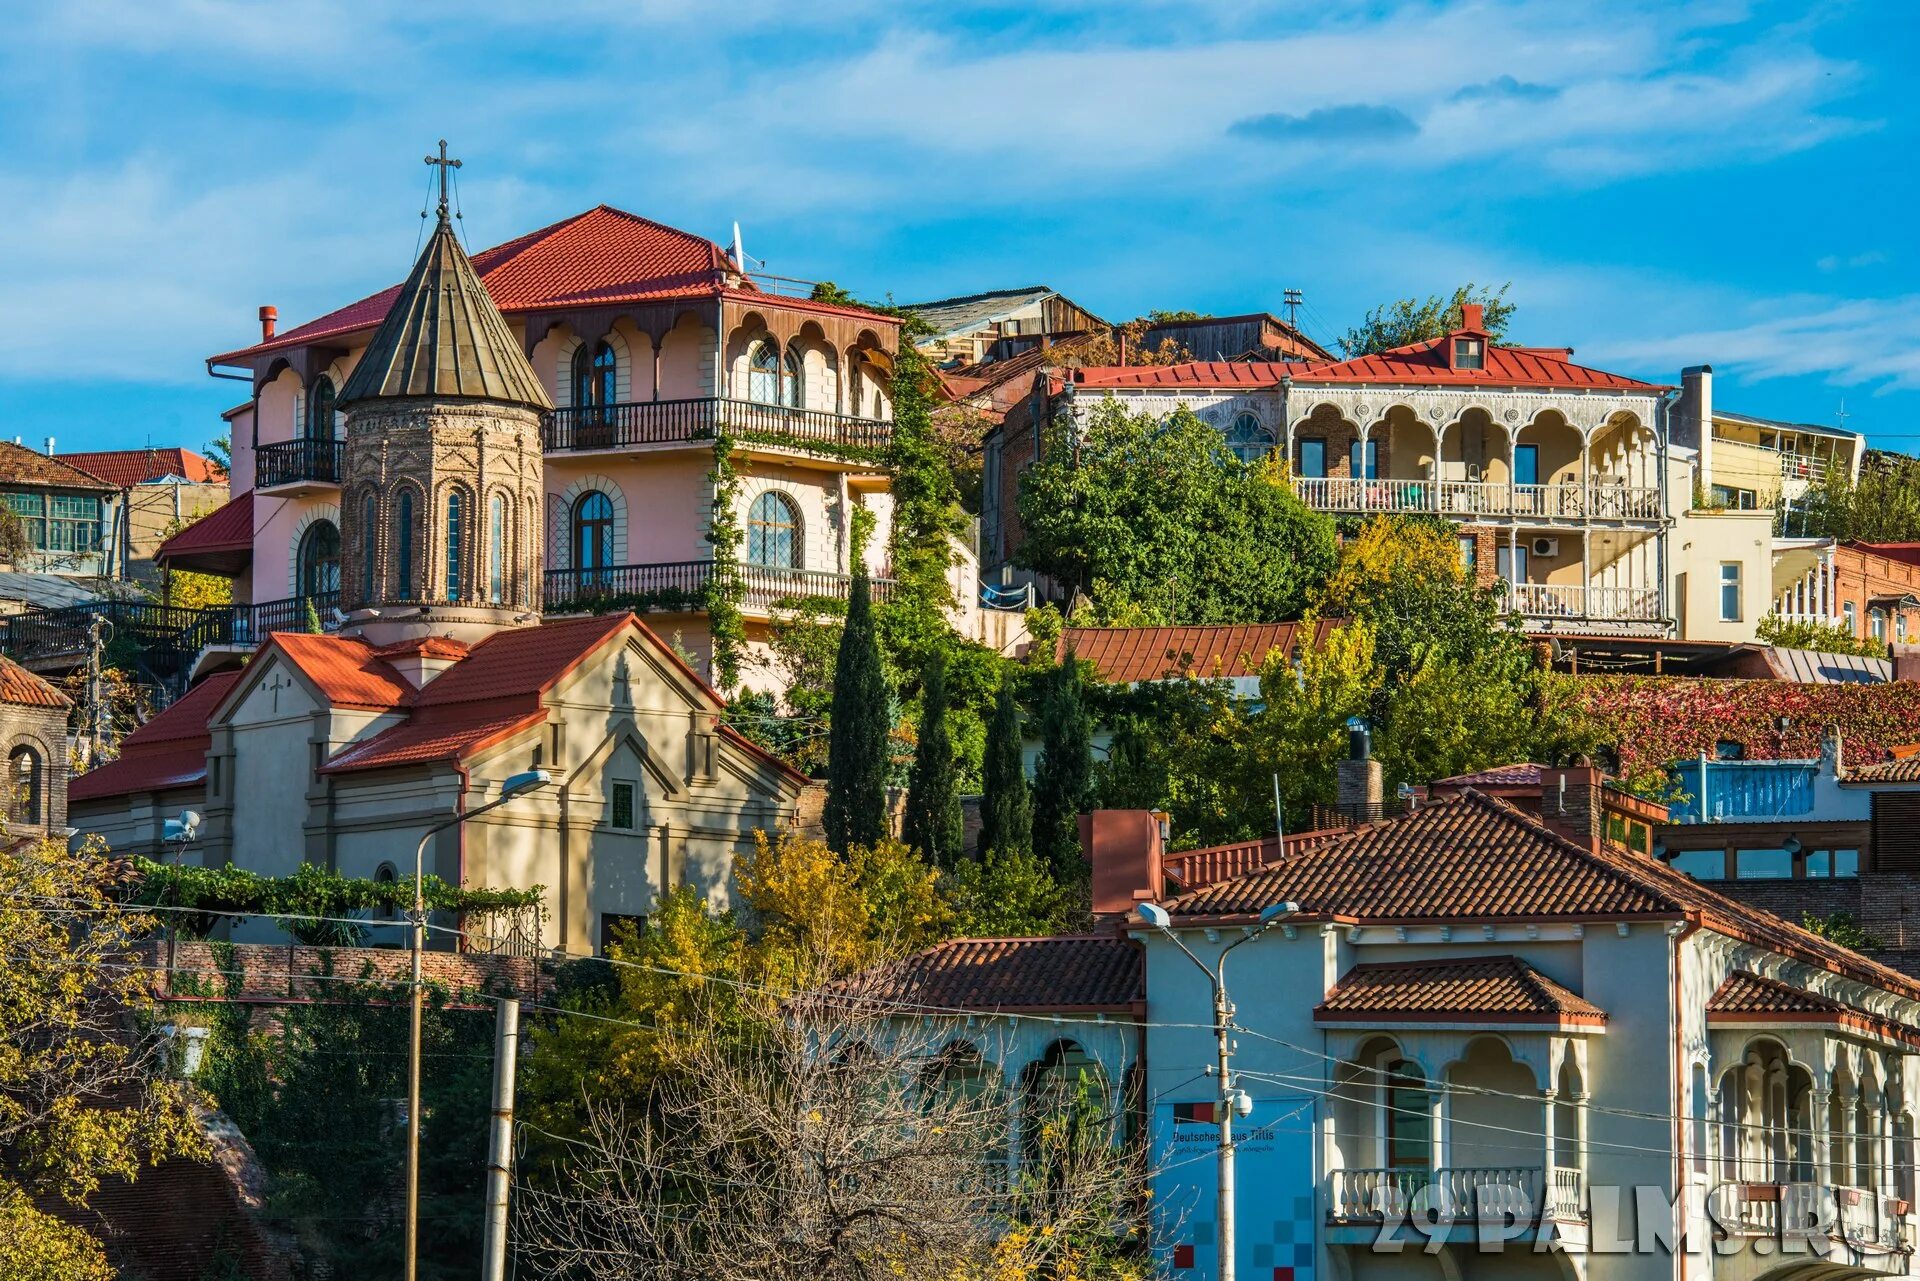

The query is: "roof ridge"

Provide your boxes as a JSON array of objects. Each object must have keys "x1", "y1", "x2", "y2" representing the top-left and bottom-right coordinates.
[{"x1": 1454, "y1": 787, "x2": 1688, "y2": 909}]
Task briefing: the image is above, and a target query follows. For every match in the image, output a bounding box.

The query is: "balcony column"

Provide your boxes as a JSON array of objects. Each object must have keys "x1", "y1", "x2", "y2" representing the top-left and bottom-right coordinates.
[
  {"x1": 1835, "y1": 1083, "x2": 1856, "y2": 1186},
  {"x1": 650, "y1": 332, "x2": 662, "y2": 403},
  {"x1": 1581, "y1": 529, "x2": 1592, "y2": 617},
  {"x1": 1574, "y1": 1090, "x2": 1590, "y2": 1177},
  {"x1": 1542, "y1": 1086, "x2": 1559, "y2": 1179},
  {"x1": 1811, "y1": 1088, "x2": 1832, "y2": 1184},
  {"x1": 1430, "y1": 1084, "x2": 1448, "y2": 1171},
  {"x1": 1582, "y1": 426, "x2": 1593, "y2": 521}
]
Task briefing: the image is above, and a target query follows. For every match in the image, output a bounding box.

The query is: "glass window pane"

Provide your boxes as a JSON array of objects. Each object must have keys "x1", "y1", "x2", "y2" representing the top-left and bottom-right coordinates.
[
  {"x1": 1668, "y1": 849, "x2": 1726, "y2": 881},
  {"x1": 1736, "y1": 848, "x2": 1793, "y2": 879},
  {"x1": 1513, "y1": 445, "x2": 1539, "y2": 487},
  {"x1": 1298, "y1": 438, "x2": 1326, "y2": 479},
  {"x1": 611, "y1": 781, "x2": 636, "y2": 830}
]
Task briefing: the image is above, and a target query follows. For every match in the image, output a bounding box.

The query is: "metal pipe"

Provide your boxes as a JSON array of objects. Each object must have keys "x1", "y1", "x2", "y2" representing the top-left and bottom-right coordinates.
[{"x1": 481, "y1": 996, "x2": 520, "y2": 1281}]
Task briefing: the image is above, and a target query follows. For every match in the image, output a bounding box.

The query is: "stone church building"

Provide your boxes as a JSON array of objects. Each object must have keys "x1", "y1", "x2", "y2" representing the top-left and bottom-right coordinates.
[{"x1": 71, "y1": 193, "x2": 805, "y2": 954}]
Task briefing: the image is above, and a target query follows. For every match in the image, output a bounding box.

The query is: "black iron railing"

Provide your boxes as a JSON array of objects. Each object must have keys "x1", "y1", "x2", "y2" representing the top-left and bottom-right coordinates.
[
  {"x1": 256, "y1": 438, "x2": 344, "y2": 489},
  {"x1": 543, "y1": 561, "x2": 896, "y2": 612},
  {"x1": 541, "y1": 398, "x2": 891, "y2": 455}
]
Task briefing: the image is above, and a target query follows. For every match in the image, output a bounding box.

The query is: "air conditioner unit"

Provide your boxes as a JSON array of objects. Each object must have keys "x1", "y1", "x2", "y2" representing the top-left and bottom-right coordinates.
[{"x1": 1532, "y1": 537, "x2": 1560, "y2": 557}]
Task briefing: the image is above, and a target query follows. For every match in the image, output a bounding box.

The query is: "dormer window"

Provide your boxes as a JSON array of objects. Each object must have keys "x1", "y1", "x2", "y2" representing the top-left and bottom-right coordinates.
[{"x1": 1454, "y1": 337, "x2": 1485, "y2": 370}]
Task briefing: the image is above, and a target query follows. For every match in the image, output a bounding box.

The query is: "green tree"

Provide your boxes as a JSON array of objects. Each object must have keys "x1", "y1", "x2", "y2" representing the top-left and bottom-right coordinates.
[
  {"x1": 823, "y1": 568, "x2": 891, "y2": 853},
  {"x1": 978, "y1": 679, "x2": 1032, "y2": 860},
  {"x1": 1014, "y1": 401, "x2": 1337, "y2": 624},
  {"x1": 902, "y1": 653, "x2": 964, "y2": 866},
  {"x1": 942, "y1": 847, "x2": 1069, "y2": 938},
  {"x1": 1793, "y1": 453, "x2": 1920, "y2": 541},
  {"x1": 0, "y1": 836, "x2": 201, "y2": 1276},
  {"x1": 1340, "y1": 282, "x2": 1514, "y2": 357},
  {"x1": 204, "y1": 434, "x2": 232, "y2": 472},
  {"x1": 1755, "y1": 612, "x2": 1885, "y2": 658},
  {"x1": 1031, "y1": 655, "x2": 1095, "y2": 881}
]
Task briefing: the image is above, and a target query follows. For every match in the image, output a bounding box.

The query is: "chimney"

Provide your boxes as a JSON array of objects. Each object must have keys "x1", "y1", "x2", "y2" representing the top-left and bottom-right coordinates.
[
  {"x1": 1335, "y1": 718, "x2": 1383, "y2": 822},
  {"x1": 1460, "y1": 302, "x2": 1485, "y2": 333},
  {"x1": 43, "y1": 436, "x2": 54, "y2": 456},
  {"x1": 1540, "y1": 760, "x2": 1604, "y2": 852},
  {"x1": 258, "y1": 305, "x2": 278, "y2": 341},
  {"x1": 1080, "y1": 809, "x2": 1166, "y2": 919}
]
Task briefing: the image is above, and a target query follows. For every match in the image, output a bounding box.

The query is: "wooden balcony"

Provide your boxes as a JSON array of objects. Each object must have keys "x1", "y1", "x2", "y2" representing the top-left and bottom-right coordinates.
[
  {"x1": 1509, "y1": 582, "x2": 1662, "y2": 626},
  {"x1": 256, "y1": 439, "x2": 344, "y2": 495},
  {"x1": 541, "y1": 397, "x2": 890, "y2": 457},
  {"x1": 1293, "y1": 476, "x2": 1661, "y2": 523}
]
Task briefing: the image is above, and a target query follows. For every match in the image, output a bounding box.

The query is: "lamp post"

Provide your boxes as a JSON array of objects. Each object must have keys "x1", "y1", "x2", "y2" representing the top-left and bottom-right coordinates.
[
  {"x1": 1138, "y1": 899, "x2": 1299, "y2": 1281},
  {"x1": 404, "y1": 768, "x2": 550, "y2": 1281}
]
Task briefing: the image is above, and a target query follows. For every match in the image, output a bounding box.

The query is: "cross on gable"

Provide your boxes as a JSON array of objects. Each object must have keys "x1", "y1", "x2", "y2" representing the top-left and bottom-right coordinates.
[
  {"x1": 425, "y1": 139, "x2": 461, "y2": 219},
  {"x1": 263, "y1": 670, "x2": 296, "y2": 714}
]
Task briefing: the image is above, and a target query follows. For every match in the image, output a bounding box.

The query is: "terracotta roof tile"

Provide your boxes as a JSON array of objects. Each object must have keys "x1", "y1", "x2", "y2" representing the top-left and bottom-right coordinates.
[
  {"x1": 0, "y1": 440, "x2": 119, "y2": 491},
  {"x1": 1431, "y1": 763, "x2": 1543, "y2": 789},
  {"x1": 1843, "y1": 757, "x2": 1920, "y2": 784},
  {"x1": 1708, "y1": 971, "x2": 1920, "y2": 1047},
  {"x1": 60, "y1": 448, "x2": 226, "y2": 488},
  {"x1": 1294, "y1": 333, "x2": 1664, "y2": 391},
  {"x1": 1061, "y1": 622, "x2": 1334, "y2": 684},
  {"x1": 1164, "y1": 788, "x2": 1920, "y2": 1005},
  {"x1": 1316, "y1": 954, "x2": 1605, "y2": 1026},
  {"x1": 70, "y1": 671, "x2": 243, "y2": 802},
  {"x1": 0, "y1": 654, "x2": 69, "y2": 708},
  {"x1": 831, "y1": 936, "x2": 1143, "y2": 1012}
]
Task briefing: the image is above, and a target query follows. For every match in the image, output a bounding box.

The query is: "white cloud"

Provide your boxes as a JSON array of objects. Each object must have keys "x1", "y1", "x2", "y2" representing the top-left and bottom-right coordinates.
[{"x1": 1598, "y1": 298, "x2": 1920, "y2": 394}]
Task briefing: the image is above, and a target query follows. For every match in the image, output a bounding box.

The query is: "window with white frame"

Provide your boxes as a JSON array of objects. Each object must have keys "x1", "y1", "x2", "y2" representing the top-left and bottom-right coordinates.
[{"x1": 1719, "y1": 562, "x2": 1741, "y2": 622}]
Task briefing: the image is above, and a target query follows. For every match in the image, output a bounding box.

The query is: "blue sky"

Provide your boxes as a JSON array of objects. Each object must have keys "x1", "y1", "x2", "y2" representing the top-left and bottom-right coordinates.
[{"x1": 2, "y1": 0, "x2": 1916, "y2": 455}]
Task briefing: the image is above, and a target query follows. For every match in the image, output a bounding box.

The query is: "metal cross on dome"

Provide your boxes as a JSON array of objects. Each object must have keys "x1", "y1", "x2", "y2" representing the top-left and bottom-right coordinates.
[{"x1": 425, "y1": 139, "x2": 461, "y2": 218}]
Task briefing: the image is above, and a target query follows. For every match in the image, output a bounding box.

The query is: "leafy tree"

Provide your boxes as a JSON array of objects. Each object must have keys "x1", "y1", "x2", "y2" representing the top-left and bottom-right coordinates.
[
  {"x1": 0, "y1": 837, "x2": 202, "y2": 1275},
  {"x1": 903, "y1": 653, "x2": 964, "y2": 865},
  {"x1": 157, "y1": 510, "x2": 234, "y2": 610},
  {"x1": 736, "y1": 830, "x2": 949, "y2": 985},
  {"x1": 1792, "y1": 453, "x2": 1920, "y2": 541},
  {"x1": 1242, "y1": 619, "x2": 1379, "y2": 827},
  {"x1": 1340, "y1": 282, "x2": 1514, "y2": 357},
  {"x1": 204, "y1": 433, "x2": 232, "y2": 472},
  {"x1": 823, "y1": 569, "x2": 891, "y2": 852},
  {"x1": 1756, "y1": 612, "x2": 1885, "y2": 658},
  {"x1": 978, "y1": 679, "x2": 1032, "y2": 860},
  {"x1": 1031, "y1": 655, "x2": 1095, "y2": 881},
  {"x1": 1802, "y1": 910, "x2": 1883, "y2": 951},
  {"x1": 1015, "y1": 401, "x2": 1337, "y2": 624},
  {"x1": 0, "y1": 503, "x2": 32, "y2": 567},
  {"x1": 942, "y1": 847, "x2": 1070, "y2": 938}
]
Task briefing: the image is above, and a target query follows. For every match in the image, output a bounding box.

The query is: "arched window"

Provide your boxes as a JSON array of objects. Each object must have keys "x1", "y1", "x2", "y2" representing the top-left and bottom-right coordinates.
[
  {"x1": 747, "y1": 340, "x2": 783, "y2": 405},
  {"x1": 1384, "y1": 1059, "x2": 1431, "y2": 1168},
  {"x1": 395, "y1": 490, "x2": 415, "y2": 601},
  {"x1": 445, "y1": 491, "x2": 465, "y2": 599},
  {"x1": 489, "y1": 494, "x2": 508, "y2": 605},
  {"x1": 1225, "y1": 412, "x2": 1275, "y2": 465},
  {"x1": 573, "y1": 491, "x2": 615, "y2": 580},
  {"x1": 361, "y1": 493, "x2": 378, "y2": 599},
  {"x1": 297, "y1": 520, "x2": 340, "y2": 599},
  {"x1": 308, "y1": 376, "x2": 337, "y2": 441},
  {"x1": 9, "y1": 746, "x2": 43, "y2": 828},
  {"x1": 572, "y1": 341, "x2": 617, "y2": 414},
  {"x1": 374, "y1": 862, "x2": 399, "y2": 921},
  {"x1": 747, "y1": 491, "x2": 800, "y2": 568},
  {"x1": 1023, "y1": 1040, "x2": 1109, "y2": 1174}
]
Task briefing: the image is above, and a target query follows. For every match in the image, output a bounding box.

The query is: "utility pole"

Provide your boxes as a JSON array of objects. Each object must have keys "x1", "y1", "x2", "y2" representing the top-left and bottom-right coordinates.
[
  {"x1": 480, "y1": 996, "x2": 520, "y2": 1281},
  {"x1": 1138, "y1": 899, "x2": 1299, "y2": 1281},
  {"x1": 403, "y1": 768, "x2": 549, "y2": 1281}
]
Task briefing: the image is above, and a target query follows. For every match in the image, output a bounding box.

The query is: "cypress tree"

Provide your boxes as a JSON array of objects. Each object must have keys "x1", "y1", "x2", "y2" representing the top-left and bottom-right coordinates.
[
  {"x1": 978, "y1": 678, "x2": 1031, "y2": 861},
  {"x1": 823, "y1": 569, "x2": 891, "y2": 853},
  {"x1": 1031, "y1": 655, "x2": 1094, "y2": 881},
  {"x1": 902, "y1": 653, "x2": 964, "y2": 866}
]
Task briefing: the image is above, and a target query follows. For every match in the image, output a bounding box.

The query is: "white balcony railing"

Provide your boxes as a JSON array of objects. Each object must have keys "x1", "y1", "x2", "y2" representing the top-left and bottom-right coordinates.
[
  {"x1": 1508, "y1": 582, "x2": 1662, "y2": 622},
  {"x1": 1329, "y1": 1167, "x2": 1585, "y2": 1224},
  {"x1": 1292, "y1": 476, "x2": 1661, "y2": 522},
  {"x1": 1714, "y1": 1182, "x2": 1907, "y2": 1252}
]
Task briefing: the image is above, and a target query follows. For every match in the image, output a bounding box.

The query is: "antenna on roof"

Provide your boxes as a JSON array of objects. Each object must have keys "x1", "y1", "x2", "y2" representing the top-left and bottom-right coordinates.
[{"x1": 1837, "y1": 398, "x2": 1853, "y2": 433}]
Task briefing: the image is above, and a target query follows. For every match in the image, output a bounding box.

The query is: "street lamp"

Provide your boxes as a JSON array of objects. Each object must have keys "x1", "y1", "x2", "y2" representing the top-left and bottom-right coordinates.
[
  {"x1": 1139, "y1": 898, "x2": 1299, "y2": 1281},
  {"x1": 404, "y1": 768, "x2": 550, "y2": 1281}
]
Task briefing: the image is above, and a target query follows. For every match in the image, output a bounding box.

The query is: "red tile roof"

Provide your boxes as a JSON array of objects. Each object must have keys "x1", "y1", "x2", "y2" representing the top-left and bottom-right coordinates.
[
  {"x1": 0, "y1": 655, "x2": 69, "y2": 708},
  {"x1": 1316, "y1": 954, "x2": 1605, "y2": 1027},
  {"x1": 61, "y1": 447, "x2": 226, "y2": 488},
  {"x1": 1431, "y1": 763, "x2": 1544, "y2": 790},
  {"x1": 210, "y1": 206, "x2": 898, "y2": 366},
  {"x1": 1294, "y1": 334, "x2": 1664, "y2": 391},
  {"x1": 830, "y1": 936, "x2": 1143, "y2": 1013},
  {"x1": 1163, "y1": 788, "x2": 1920, "y2": 1004},
  {"x1": 0, "y1": 440, "x2": 119, "y2": 491},
  {"x1": 1708, "y1": 970, "x2": 1920, "y2": 1048},
  {"x1": 155, "y1": 490, "x2": 253, "y2": 573},
  {"x1": 70, "y1": 671, "x2": 243, "y2": 801},
  {"x1": 265, "y1": 632, "x2": 416, "y2": 710},
  {"x1": 1053, "y1": 361, "x2": 1298, "y2": 392},
  {"x1": 1843, "y1": 757, "x2": 1920, "y2": 784},
  {"x1": 1061, "y1": 621, "x2": 1336, "y2": 684}
]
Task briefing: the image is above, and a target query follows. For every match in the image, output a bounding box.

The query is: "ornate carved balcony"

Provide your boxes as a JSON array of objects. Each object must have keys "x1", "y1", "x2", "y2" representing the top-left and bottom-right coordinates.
[
  {"x1": 1328, "y1": 1166, "x2": 1585, "y2": 1224},
  {"x1": 1293, "y1": 476, "x2": 1661, "y2": 523}
]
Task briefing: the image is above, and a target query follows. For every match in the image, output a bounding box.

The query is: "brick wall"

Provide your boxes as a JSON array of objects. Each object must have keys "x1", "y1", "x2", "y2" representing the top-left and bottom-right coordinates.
[
  {"x1": 140, "y1": 939, "x2": 545, "y2": 1008},
  {"x1": 1834, "y1": 544, "x2": 1920, "y2": 642}
]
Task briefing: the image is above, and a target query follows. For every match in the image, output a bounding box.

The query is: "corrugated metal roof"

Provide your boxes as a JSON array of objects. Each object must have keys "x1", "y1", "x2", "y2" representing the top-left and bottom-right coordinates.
[
  {"x1": 70, "y1": 671, "x2": 244, "y2": 802},
  {"x1": 1294, "y1": 334, "x2": 1663, "y2": 391},
  {"x1": 904, "y1": 286, "x2": 1058, "y2": 340},
  {"x1": 1059, "y1": 361, "x2": 1296, "y2": 391},
  {"x1": 267, "y1": 633, "x2": 416, "y2": 711},
  {"x1": 1762, "y1": 647, "x2": 1890, "y2": 684},
  {"x1": 1316, "y1": 954, "x2": 1605, "y2": 1025},
  {"x1": 155, "y1": 491, "x2": 253, "y2": 567},
  {"x1": 336, "y1": 212, "x2": 552, "y2": 410}
]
